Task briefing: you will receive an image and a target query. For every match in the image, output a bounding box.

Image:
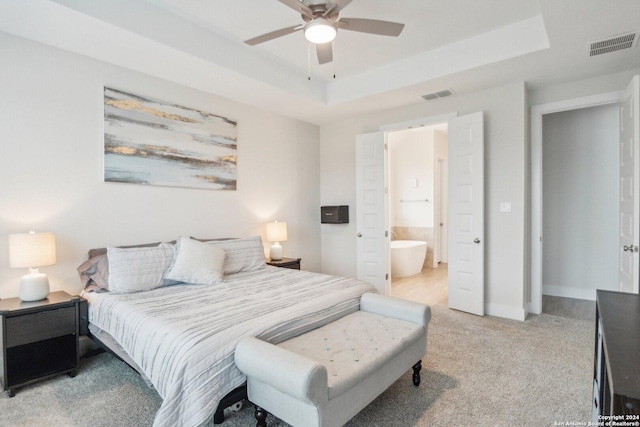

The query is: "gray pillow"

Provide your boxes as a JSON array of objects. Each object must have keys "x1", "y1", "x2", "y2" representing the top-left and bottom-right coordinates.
[{"x1": 77, "y1": 254, "x2": 110, "y2": 290}]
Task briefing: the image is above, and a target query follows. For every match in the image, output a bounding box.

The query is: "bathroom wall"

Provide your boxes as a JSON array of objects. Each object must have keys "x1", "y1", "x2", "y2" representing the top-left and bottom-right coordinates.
[
  {"x1": 433, "y1": 130, "x2": 448, "y2": 265},
  {"x1": 388, "y1": 128, "x2": 436, "y2": 269}
]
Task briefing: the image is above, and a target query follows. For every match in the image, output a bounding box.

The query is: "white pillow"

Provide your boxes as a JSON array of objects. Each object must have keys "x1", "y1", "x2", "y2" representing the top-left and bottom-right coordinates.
[
  {"x1": 205, "y1": 236, "x2": 266, "y2": 274},
  {"x1": 166, "y1": 237, "x2": 225, "y2": 285},
  {"x1": 107, "y1": 243, "x2": 175, "y2": 293}
]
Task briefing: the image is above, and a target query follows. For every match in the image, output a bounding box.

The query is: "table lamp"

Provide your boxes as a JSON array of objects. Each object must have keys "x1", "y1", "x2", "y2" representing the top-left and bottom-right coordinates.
[
  {"x1": 9, "y1": 231, "x2": 56, "y2": 301},
  {"x1": 266, "y1": 221, "x2": 287, "y2": 261}
]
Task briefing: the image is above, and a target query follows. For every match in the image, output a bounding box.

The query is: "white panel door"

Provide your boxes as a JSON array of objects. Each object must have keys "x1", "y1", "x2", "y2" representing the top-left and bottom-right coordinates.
[
  {"x1": 448, "y1": 112, "x2": 484, "y2": 315},
  {"x1": 619, "y1": 75, "x2": 640, "y2": 294},
  {"x1": 355, "y1": 131, "x2": 389, "y2": 294}
]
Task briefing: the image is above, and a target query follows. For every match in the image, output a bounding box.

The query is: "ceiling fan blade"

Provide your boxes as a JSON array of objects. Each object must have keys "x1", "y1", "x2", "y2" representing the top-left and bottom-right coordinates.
[
  {"x1": 316, "y1": 42, "x2": 333, "y2": 64},
  {"x1": 337, "y1": 18, "x2": 405, "y2": 37},
  {"x1": 278, "y1": 0, "x2": 313, "y2": 19},
  {"x1": 244, "y1": 25, "x2": 301, "y2": 46}
]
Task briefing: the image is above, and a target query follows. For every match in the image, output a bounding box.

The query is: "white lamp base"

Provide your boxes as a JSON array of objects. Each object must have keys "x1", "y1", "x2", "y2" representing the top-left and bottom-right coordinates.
[
  {"x1": 19, "y1": 272, "x2": 50, "y2": 302},
  {"x1": 269, "y1": 242, "x2": 283, "y2": 261}
]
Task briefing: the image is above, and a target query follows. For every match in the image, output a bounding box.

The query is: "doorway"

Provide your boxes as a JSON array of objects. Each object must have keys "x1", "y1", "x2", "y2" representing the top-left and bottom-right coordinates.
[
  {"x1": 531, "y1": 76, "x2": 640, "y2": 315},
  {"x1": 356, "y1": 111, "x2": 485, "y2": 315},
  {"x1": 387, "y1": 123, "x2": 449, "y2": 306},
  {"x1": 540, "y1": 104, "x2": 619, "y2": 319}
]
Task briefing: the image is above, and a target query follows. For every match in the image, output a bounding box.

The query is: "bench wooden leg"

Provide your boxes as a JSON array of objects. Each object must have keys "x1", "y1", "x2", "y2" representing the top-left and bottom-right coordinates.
[
  {"x1": 412, "y1": 360, "x2": 422, "y2": 386},
  {"x1": 255, "y1": 405, "x2": 268, "y2": 427}
]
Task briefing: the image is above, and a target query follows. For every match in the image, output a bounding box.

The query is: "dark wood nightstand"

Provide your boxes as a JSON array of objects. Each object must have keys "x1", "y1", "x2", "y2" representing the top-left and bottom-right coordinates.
[
  {"x1": 0, "y1": 291, "x2": 82, "y2": 397},
  {"x1": 266, "y1": 257, "x2": 301, "y2": 270}
]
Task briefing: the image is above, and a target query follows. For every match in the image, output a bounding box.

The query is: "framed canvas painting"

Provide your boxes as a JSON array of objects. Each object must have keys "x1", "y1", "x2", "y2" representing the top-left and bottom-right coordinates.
[{"x1": 104, "y1": 87, "x2": 237, "y2": 190}]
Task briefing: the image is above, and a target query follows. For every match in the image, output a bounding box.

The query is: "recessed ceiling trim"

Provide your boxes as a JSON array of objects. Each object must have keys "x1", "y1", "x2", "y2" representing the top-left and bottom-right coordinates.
[{"x1": 327, "y1": 15, "x2": 549, "y2": 106}]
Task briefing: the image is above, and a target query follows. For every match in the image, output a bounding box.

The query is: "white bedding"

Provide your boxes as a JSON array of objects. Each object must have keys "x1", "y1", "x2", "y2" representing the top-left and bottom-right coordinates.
[{"x1": 82, "y1": 266, "x2": 376, "y2": 427}]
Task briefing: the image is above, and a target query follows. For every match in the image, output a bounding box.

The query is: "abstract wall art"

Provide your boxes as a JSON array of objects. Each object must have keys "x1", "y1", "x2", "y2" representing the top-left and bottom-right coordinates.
[{"x1": 104, "y1": 87, "x2": 237, "y2": 190}]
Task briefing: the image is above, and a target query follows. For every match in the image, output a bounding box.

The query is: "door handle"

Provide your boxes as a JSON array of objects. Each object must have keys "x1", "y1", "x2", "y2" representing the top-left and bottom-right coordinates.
[
  {"x1": 623, "y1": 245, "x2": 638, "y2": 252},
  {"x1": 473, "y1": 238, "x2": 481, "y2": 244},
  {"x1": 357, "y1": 233, "x2": 362, "y2": 237}
]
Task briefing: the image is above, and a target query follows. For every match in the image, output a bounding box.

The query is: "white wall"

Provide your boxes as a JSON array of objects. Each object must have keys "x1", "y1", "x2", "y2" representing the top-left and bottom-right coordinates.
[
  {"x1": 320, "y1": 82, "x2": 528, "y2": 320},
  {"x1": 388, "y1": 129, "x2": 434, "y2": 228},
  {"x1": 529, "y1": 69, "x2": 640, "y2": 106},
  {"x1": 542, "y1": 104, "x2": 620, "y2": 299},
  {"x1": 0, "y1": 33, "x2": 321, "y2": 299}
]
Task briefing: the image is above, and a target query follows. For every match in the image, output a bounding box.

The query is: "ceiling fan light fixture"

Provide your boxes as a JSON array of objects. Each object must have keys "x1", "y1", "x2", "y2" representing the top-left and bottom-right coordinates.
[{"x1": 304, "y1": 20, "x2": 337, "y2": 44}]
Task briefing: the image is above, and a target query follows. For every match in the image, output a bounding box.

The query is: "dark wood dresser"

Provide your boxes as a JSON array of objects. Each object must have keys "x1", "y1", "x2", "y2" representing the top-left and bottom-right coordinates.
[{"x1": 593, "y1": 290, "x2": 640, "y2": 421}]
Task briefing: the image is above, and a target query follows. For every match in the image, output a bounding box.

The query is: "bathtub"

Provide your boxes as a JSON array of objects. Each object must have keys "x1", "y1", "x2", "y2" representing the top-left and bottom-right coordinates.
[{"x1": 390, "y1": 240, "x2": 427, "y2": 277}]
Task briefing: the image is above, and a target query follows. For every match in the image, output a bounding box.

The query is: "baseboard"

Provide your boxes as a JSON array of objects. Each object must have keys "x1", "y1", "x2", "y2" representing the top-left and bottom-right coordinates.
[
  {"x1": 485, "y1": 303, "x2": 526, "y2": 321},
  {"x1": 543, "y1": 285, "x2": 596, "y2": 301}
]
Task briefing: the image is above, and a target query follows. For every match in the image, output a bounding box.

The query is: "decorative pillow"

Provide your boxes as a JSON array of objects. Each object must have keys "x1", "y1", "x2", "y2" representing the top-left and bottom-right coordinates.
[
  {"x1": 107, "y1": 243, "x2": 176, "y2": 293},
  {"x1": 195, "y1": 236, "x2": 266, "y2": 275},
  {"x1": 79, "y1": 241, "x2": 178, "y2": 291},
  {"x1": 77, "y1": 253, "x2": 110, "y2": 290},
  {"x1": 165, "y1": 237, "x2": 226, "y2": 285}
]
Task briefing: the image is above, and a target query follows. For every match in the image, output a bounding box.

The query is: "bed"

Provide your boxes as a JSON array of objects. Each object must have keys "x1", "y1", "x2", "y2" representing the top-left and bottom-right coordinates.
[{"x1": 78, "y1": 236, "x2": 376, "y2": 427}]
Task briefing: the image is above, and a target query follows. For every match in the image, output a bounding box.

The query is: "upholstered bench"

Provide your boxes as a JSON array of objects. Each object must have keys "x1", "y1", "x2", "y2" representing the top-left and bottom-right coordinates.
[{"x1": 234, "y1": 293, "x2": 431, "y2": 427}]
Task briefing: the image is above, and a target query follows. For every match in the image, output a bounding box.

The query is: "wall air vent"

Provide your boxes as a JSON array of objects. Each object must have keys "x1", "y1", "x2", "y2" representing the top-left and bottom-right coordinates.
[
  {"x1": 422, "y1": 89, "x2": 455, "y2": 101},
  {"x1": 589, "y1": 32, "x2": 638, "y2": 56}
]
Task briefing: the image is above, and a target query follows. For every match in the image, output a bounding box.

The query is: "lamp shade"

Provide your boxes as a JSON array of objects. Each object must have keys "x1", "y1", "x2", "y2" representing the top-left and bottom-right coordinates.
[
  {"x1": 9, "y1": 232, "x2": 56, "y2": 268},
  {"x1": 266, "y1": 221, "x2": 288, "y2": 242}
]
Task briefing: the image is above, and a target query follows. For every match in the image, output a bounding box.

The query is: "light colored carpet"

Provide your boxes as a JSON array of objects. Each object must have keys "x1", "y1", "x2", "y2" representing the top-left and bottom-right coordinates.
[{"x1": 0, "y1": 304, "x2": 593, "y2": 426}]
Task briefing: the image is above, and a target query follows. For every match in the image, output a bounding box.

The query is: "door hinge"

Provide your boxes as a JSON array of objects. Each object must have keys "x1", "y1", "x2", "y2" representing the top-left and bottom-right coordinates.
[
  {"x1": 385, "y1": 273, "x2": 389, "y2": 280},
  {"x1": 385, "y1": 230, "x2": 388, "y2": 237}
]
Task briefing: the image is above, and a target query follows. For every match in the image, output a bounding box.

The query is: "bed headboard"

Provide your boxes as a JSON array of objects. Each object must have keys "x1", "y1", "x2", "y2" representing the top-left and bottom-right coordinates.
[
  {"x1": 88, "y1": 241, "x2": 167, "y2": 258},
  {"x1": 87, "y1": 237, "x2": 233, "y2": 258}
]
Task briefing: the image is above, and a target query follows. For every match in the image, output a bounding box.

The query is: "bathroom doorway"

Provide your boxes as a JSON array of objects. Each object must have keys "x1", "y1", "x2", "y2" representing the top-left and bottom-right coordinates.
[{"x1": 387, "y1": 123, "x2": 449, "y2": 307}]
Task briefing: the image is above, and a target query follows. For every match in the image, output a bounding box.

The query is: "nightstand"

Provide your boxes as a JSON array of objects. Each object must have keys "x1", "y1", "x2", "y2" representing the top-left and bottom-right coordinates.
[
  {"x1": 0, "y1": 291, "x2": 82, "y2": 397},
  {"x1": 266, "y1": 257, "x2": 301, "y2": 270}
]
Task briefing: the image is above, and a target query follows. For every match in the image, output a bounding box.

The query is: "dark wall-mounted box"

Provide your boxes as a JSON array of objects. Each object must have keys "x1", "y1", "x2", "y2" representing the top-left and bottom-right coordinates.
[{"x1": 321, "y1": 205, "x2": 349, "y2": 224}]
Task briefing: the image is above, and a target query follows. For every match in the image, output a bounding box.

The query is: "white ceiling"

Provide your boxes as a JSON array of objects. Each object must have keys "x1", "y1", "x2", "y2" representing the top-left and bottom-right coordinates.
[{"x1": 2, "y1": 0, "x2": 640, "y2": 125}]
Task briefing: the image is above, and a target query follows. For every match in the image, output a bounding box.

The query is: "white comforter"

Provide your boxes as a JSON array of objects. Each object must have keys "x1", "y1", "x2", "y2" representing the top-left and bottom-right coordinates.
[{"x1": 82, "y1": 266, "x2": 376, "y2": 427}]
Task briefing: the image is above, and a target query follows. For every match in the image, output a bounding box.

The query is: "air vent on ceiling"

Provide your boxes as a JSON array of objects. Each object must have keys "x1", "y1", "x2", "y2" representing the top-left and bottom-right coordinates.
[
  {"x1": 589, "y1": 32, "x2": 638, "y2": 57},
  {"x1": 422, "y1": 89, "x2": 455, "y2": 101}
]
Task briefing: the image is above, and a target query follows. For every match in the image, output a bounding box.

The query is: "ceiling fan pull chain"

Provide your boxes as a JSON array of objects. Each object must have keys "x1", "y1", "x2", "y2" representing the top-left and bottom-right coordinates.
[
  {"x1": 333, "y1": 40, "x2": 336, "y2": 79},
  {"x1": 307, "y1": 42, "x2": 311, "y2": 81}
]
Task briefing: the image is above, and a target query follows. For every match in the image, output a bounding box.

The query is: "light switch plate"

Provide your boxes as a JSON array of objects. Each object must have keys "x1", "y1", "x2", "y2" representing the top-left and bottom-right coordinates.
[{"x1": 500, "y1": 202, "x2": 512, "y2": 213}]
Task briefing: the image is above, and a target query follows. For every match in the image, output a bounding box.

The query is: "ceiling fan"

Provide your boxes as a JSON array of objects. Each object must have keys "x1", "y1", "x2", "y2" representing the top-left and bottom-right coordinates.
[{"x1": 244, "y1": 0, "x2": 405, "y2": 65}]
